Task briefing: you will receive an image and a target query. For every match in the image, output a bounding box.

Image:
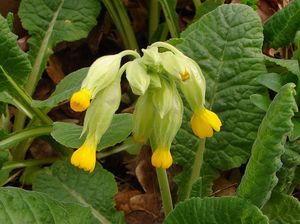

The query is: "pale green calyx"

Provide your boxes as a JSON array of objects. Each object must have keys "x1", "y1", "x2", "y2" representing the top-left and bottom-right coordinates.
[
  {"x1": 81, "y1": 54, "x2": 122, "y2": 98},
  {"x1": 152, "y1": 79, "x2": 175, "y2": 118},
  {"x1": 151, "y1": 86, "x2": 183, "y2": 149},
  {"x1": 126, "y1": 59, "x2": 150, "y2": 95},
  {"x1": 82, "y1": 79, "x2": 121, "y2": 142},
  {"x1": 132, "y1": 91, "x2": 155, "y2": 144}
]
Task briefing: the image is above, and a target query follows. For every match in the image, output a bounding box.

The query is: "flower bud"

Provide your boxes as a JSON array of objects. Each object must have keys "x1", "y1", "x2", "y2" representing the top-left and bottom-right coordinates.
[
  {"x1": 126, "y1": 59, "x2": 150, "y2": 95},
  {"x1": 141, "y1": 47, "x2": 160, "y2": 66}
]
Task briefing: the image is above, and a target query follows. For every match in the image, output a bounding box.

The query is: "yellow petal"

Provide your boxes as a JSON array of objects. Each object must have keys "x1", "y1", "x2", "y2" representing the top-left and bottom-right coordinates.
[
  {"x1": 151, "y1": 147, "x2": 173, "y2": 169},
  {"x1": 70, "y1": 137, "x2": 96, "y2": 172},
  {"x1": 191, "y1": 113, "x2": 213, "y2": 138},
  {"x1": 203, "y1": 109, "x2": 222, "y2": 132},
  {"x1": 70, "y1": 89, "x2": 91, "y2": 112}
]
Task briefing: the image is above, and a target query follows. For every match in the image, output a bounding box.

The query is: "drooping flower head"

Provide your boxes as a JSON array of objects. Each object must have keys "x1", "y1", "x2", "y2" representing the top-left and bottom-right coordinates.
[
  {"x1": 70, "y1": 80, "x2": 121, "y2": 172},
  {"x1": 151, "y1": 42, "x2": 222, "y2": 139},
  {"x1": 69, "y1": 42, "x2": 222, "y2": 172}
]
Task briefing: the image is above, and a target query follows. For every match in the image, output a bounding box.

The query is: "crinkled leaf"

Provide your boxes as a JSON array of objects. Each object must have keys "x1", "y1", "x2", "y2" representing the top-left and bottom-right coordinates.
[
  {"x1": 32, "y1": 68, "x2": 88, "y2": 108},
  {"x1": 173, "y1": 4, "x2": 266, "y2": 200},
  {"x1": 164, "y1": 197, "x2": 268, "y2": 224},
  {"x1": 0, "y1": 15, "x2": 31, "y2": 95},
  {"x1": 33, "y1": 160, "x2": 124, "y2": 224},
  {"x1": 264, "y1": 0, "x2": 300, "y2": 48},
  {"x1": 275, "y1": 142, "x2": 300, "y2": 193},
  {"x1": 19, "y1": 0, "x2": 100, "y2": 81},
  {"x1": 262, "y1": 193, "x2": 300, "y2": 224},
  {"x1": 237, "y1": 83, "x2": 297, "y2": 207},
  {"x1": 0, "y1": 187, "x2": 94, "y2": 224},
  {"x1": 51, "y1": 113, "x2": 133, "y2": 150},
  {"x1": 179, "y1": 4, "x2": 266, "y2": 170}
]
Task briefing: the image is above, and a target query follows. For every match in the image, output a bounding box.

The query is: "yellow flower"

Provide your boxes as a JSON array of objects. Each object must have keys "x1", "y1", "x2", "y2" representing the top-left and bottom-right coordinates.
[
  {"x1": 191, "y1": 108, "x2": 222, "y2": 138},
  {"x1": 70, "y1": 88, "x2": 91, "y2": 112},
  {"x1": 71, "y1": 136, "x2": 96, "y2": 172},
  {"x1": 151, "y1": 147, "x2": 173, "y2": 169}
]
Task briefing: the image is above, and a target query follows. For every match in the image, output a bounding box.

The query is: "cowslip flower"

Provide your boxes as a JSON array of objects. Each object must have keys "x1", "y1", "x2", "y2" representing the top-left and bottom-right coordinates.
[
  {"x1": 71, "y1": 80, "x2": 121, "y2": 172},
  {"x1": 150, "y1": 81, "x2": 183, "y2": 169},
  {"x1": 70, "y1": 50, "x2": 139, "y2": 112},
  {"x1": 150, "y1": 42, "x2": 222, "y2": 139}
]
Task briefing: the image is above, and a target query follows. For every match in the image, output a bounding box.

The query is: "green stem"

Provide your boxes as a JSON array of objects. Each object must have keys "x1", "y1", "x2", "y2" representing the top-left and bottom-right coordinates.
[
  {"x1": 113, "y1": 0, "x2": 139, "y2": 50},
  {"x1": 0, "y1": 126, "x2": 52, "y2": 150},
  {"x1": 159, "y1": 0, "x2": 179, "y2": 38},
  {"x1": 193, "y1": 0, "x2": 201, "y2": 9},
  {"x1": 97, "y1": 142, "x2": 139, "y2": 159},
  {"x1": 2, "y1": 157, "x2": 58, "y2": 170},
  {"x1": 0, "y1": 66, "x2": 52, "y2": 128},
  {"x1": 149, "y1": 0, "x2": 160, "y2": 43},
  {"x1": 156, "y1": 168, "x2": 173, "y2": 216},
  {"x1": 183, "y1": 138, "x2": 206, "y2": 200},
  {"x1": 101, "y1": 0, "x2": 139, "y2": 50}
]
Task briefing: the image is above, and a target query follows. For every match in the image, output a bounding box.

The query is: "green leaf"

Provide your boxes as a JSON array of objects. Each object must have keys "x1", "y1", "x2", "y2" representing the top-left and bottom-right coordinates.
[
  {"x1": 163, "y1": 197, "x2": 268, "y2": 224},
  {"x1": 275, "y1": 142, "x2": 300, "y2": 193},
  {"x1": 237, "y1": 83, "x2": 297, "y2": 207},
  {"x1": 240, "y1": 0, "x2": 258, "y2": 10},
  {"x1": 190, "y1": 162, "x2": 219, "y2": 198},
  {"x1": 290, "y1": 118, "x2": 300, "y2": 141},
  {"x1": 265, "y1": 56, "x2": 300, "y2": 76},
  {"x1": 0, "y1": 187, "x2": 94, "y2": 224},
  {"x1": 0, "y1": 126, "x2": 52, "y2": 150},
  {"x1": 33, "y1": 160, "x2": 124, "y2": 224},
  {"x1": 262, "y1": 193, "x2": 300, "y2": 224},
  {"x1": 19, "y1": 0, "x2": 100, "y2": 93},
  {"x1": 0, "y1": 15, "x2": 31, "y2": 93},
  {"x1": 6, "y1": 12, "x2": 14, "y2": 32},
  {"x1": 51, "y1": 113, "x2": 133, "y2": 150},
  {"x1": 159, "y1": 0, "x2": 179, "y2": 38},
  {"x1": 194, "y1": 0, "x2": 224, "y2": 20},
  {"x1": 264, "y1": 0, "x2": 300, "y2": 48},
  {"x1": 32, "y1": 68, "x2": 88, "y2": 108},
  {"x1": 256, "y1": 73, "x2": 285, "y2": 92},
  {"x1": 250, "y1": 94, "x2": 271, "y2": 112},
  {"x1": 174, "y1": 4, "x2": 267, "y2": 199}
]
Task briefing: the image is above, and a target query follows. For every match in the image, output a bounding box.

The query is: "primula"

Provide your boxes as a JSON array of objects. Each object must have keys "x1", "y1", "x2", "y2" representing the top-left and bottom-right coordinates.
[
  {"x1": 70, "y1": 80, "x2": 121, "y2": 172},
  {"x1": 69, "y1": 42, "x2": 222, "y2": 172}
]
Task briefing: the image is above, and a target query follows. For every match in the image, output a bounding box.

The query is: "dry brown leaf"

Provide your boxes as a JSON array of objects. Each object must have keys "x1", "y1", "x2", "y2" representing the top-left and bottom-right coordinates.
[{"x1": 46, "y1": 56, "x2": 65, "y2": 85}]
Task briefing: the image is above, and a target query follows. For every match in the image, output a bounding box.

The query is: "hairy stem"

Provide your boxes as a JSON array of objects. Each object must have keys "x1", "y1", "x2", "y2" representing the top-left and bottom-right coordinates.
[
  {"x1": 183, "y1": 138, "x2": 206, "y2": 200},
  {"x1": 156, "y1": 168, "x2": 173, "y2": 216}
]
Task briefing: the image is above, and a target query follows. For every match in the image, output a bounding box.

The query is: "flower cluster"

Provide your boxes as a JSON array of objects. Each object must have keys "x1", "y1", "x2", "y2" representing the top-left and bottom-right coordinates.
[{"x1": 69, "y1": 42, "x2": 222, "y2": 172}]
